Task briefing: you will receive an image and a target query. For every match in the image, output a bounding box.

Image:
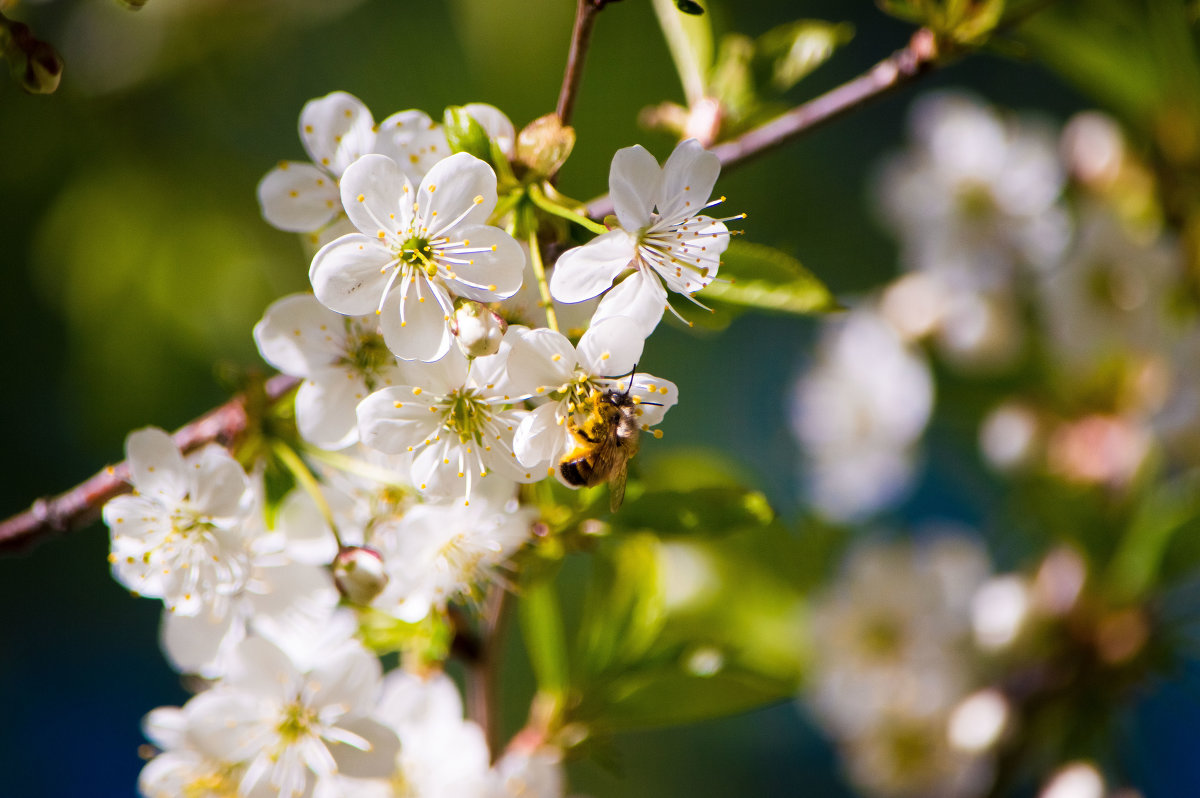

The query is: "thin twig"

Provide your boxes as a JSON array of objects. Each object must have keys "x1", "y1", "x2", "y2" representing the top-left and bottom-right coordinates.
[
  {"x1": 556, "y1": 0, "x2": 623, "y2": 127},
  {"x1": 0, "y1": 374, "x2": 299, "y2": 553},
  {"x1": 585, "y1": 28, "x2": 942, "y2": 219}
]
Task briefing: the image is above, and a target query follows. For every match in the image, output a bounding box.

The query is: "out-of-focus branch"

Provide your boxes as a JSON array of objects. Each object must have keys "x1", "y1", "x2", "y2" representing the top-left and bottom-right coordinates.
[
  {"x1": 0, "y1": 374, "x2": 300, "y2": 553},
  {"x1": 585, "y1": 28, "x2": 941, "y2": 219},
  {"x1": 556, "y1": 0, "x2": 624, "y2": 127},
  {"x1": 466, "y1": 585, "x2": 511, "y2": 760}
]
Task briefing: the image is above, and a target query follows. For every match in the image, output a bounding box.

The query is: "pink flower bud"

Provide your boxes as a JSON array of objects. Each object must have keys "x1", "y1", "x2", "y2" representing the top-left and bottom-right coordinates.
[{"x1": 333, "y1": 546, "x2": 388, "y2": 605}]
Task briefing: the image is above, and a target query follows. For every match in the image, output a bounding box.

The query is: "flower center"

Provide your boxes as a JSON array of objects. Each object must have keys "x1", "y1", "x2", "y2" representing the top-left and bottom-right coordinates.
[
  {"x1": 438, "y1": 387, "x2": 492, "y2": 444},
  {"x1": 340, "y1": 320, "x2": 393, "y2": 391},
  {"x1": 184, "y1": 770, "x2": 240, "y2": 798},
  {"x1": 399, "y1": 236, "x2": 440, "y2": 279},
  {"x1": 277, "y1": 701, "x2": 319, "y2": 743}
]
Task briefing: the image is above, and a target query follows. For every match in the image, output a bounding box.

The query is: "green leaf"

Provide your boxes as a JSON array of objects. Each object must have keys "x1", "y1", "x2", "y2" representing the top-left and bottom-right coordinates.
[
  {"x1": 701, "y1": 240, "x2": 838, "y2": 316},
  {"x1": 756, "y1": 21, "x2": 854, "y2": 93},
  {"x1": 520, "y1": 576, "x2": 571, "y2": 698},
  {"x1": 637, "y1": 447, "x2": 760, "y2": 493},
  {"x1": 613, "y1": 486, "x2": 775, "y2": 539},
  {"x1": 1107, "y1": 469, "x2": 1200, "y2": 602},
  {"x1": 575, "y1": 534, "x2": 666, "y2": 683},
  {"x1": 652, "y1": 0, "x2": 712, "y2": 105},
  {"x1": 570, "y1": 525, "x2": 810, "y2": 731}
]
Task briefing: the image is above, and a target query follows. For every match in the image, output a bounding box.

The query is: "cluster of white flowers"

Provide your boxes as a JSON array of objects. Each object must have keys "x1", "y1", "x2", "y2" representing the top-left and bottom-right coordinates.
[
  {"x1": 804, "y1": 534, "x2": 1003, "y2": 798},
  {"x1": 102, "y1": 89, "x2": 741, "y2": 798},
  {"x1": 792, "y1": 93, "x2": 1194, "y2": 523}
]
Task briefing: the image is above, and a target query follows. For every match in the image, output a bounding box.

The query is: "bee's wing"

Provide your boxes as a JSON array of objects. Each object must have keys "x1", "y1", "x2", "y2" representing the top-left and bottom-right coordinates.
[{"x1": 608, "y1": 455, "x2": 629, "y2": 512}]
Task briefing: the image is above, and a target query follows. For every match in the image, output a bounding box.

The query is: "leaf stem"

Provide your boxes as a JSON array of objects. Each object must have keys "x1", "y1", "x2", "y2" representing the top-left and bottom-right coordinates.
[
  {"x1": 527, "y1": 228, "x2": 560, "y2": 333},
  {"x1": 529, "y1": 182, "x2": 608, "y2": 235},
  {"x1": 271, "y1": 439, "x2": 344, "y2": 550}
]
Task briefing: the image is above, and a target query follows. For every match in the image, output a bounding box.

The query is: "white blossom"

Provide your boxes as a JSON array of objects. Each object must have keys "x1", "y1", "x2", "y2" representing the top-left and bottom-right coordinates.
[
  {"x1": 506, "y1": 316, "x2": 677, "y2": 479},
  {"x1": 255, "y1": 293, "x2": 402, "y2": 449},
  {"x1": 138, "y1": 704, "x2": 245, "y2": 798},
  {"x1": 356, "y1": 339, "x2": 535, "y2": 501},
  {"x1": 789, "y1": 305, "x2": 933, "y2": 521},
  {"x1": 550, "y1": 138, "x2": 737, "y2": 336},
  {"x1": 186, "y1": 637, "x2": 400, "y2": 798},
  {"x1": 368, "y1": 479, "x2": 535, "y2": 623},
  {"x1": 104, "y1": 427, "x2": 255, "y2": 615},
  {"x1": 258, "y1": 92, "x2": 449, "y2": 240},
  {"x1": 310, "y1": 152, "x2": 525, "y2": 362}
]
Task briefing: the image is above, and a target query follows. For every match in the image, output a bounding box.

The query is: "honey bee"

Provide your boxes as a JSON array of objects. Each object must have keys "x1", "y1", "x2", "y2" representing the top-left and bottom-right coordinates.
[{"x1": 559, "y1": 376, "x2": 655, "y2": 511}]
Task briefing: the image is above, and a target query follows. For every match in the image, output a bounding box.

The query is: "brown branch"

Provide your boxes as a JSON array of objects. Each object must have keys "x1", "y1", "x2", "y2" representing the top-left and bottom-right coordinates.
[
  {"x1": 0, "y1": 374, "x2": 300, "y2": 554},
  {"x1": 556, "y1": 0, "x2": 624, "y2": 127},
  {"x1": 466, "y1": 584, "x2": 511, "y2": 761},
  {"x1": 585, "y1": 28, "x2": 942, "y2": 219}
]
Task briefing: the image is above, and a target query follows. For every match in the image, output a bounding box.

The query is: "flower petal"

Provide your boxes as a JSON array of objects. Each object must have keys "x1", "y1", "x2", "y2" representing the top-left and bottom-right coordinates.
[
  {"x1": 590, "y1": 269, "x2": 669, "y2": 338},
  {"x1": 357, "y1": 387, "x2": 438, "y2": 454},
  {"x1": 296, "y1": 372, "x2": 363, "y2": 450},
  {"x1": 514, "y1": 402, "x2": 571, "y2": 470},
  {"x1": 379, "y1": 279, "x2": 453, "y2": 362},
  {"x1": 300, "y1": 91, "x2": 376, "y2": 178},
  {"x1": 327, "y1": 718, "x2": 401, "y2": 780},
  {"x1": 441, "y1": 223, "x2": 525, "y2": 301},
  {"x1": 657, "y1": 138, "x2": 720, "y2": 222},
  {"x1": 506, "y1": 327, "x2": 576, "y2": 394},
  {"x1": 419, "y1": 152, "x2": 497, "y2": 234},
  {"x1": 548, "y1": 230, "x2": 635, "y2": 303},
  {"x1": 310, "y1": 234, "x2": 394, "y2": 317},
  {"x1": 310, "y1": 644, "x2": 382, "y2": 718},
  {"x1": 610, "y1": 144, "x2": 661, "y2": 231},
  {"x1": 161, "y1": 605, "x2": 240, "y2": 678},
  {"x1": 577, "y1": 315, "x2": 646, "y2": 378},
  {"x1": 186, "y1": 444, "x2": 250, "y2": 519},
  {"x1": 253, "y1": 294, "x2": 345, "y2": 377},
  {"x1": 228, "y1": 637, "x2": 301, "y2": 699},
  {"x1": 339, "y1": 154, "x2": 409, "y2": 240},
  {"x1": 374, "y1": 110, "x2": 449, "y2": 183},
  {"x1": 258, "y1": 162, "x2": 341, "y2": 233},
  {"x1": 127, "y1": 427, "x2": 188, "y2": 502}
]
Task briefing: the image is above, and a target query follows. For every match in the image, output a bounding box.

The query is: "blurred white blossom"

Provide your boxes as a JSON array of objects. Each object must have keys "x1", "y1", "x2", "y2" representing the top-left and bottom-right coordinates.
[{"x1": 790, "y1": 305, "x2": 933, "y2": 521}]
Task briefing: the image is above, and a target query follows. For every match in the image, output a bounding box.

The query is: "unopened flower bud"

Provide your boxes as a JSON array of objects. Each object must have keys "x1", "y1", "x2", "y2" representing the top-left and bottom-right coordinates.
[
  {"x1": 333, "y1": 546, "x2": 388, "y2": 605},
  {"x1": 514, "y1": 114, "x2": 575, "y2": 179},
  {"x1": 1, "y1": 15, "x2": 63, "y2": 95},
  {"x1": 451, "y1": 301, "x2": 507, "y2": 358}
]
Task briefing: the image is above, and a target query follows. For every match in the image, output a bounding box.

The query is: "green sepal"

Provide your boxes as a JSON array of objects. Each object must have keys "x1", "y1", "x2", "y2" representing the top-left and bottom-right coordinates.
[
  {"x1": 358, "y1": 606, "x2": 455, "y2": 664},
  {"x1": 701, "y1": 240, "x2": 839, "y2": 317},
  {"x1": 443, "y1": 106, "x2": 496, "y2": 165}
]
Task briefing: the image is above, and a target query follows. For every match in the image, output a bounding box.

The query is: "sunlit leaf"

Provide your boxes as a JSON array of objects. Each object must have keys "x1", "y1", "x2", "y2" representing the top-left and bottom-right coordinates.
[
  {"x1": 570, "y1": 525, "x2": 810, "y2": 731},
  {"x1": 520, "y1": 575, "x2": 571, "y2": 698},
  {"x1": 613, "y1": 486, "x2": 775, "y2": 539},
  {"x1": 701, "y1": 240, "x2": 838, "y2": 316},
  {"x1": 756, "y1": 20, "x2": 854, "y2": 93}
]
